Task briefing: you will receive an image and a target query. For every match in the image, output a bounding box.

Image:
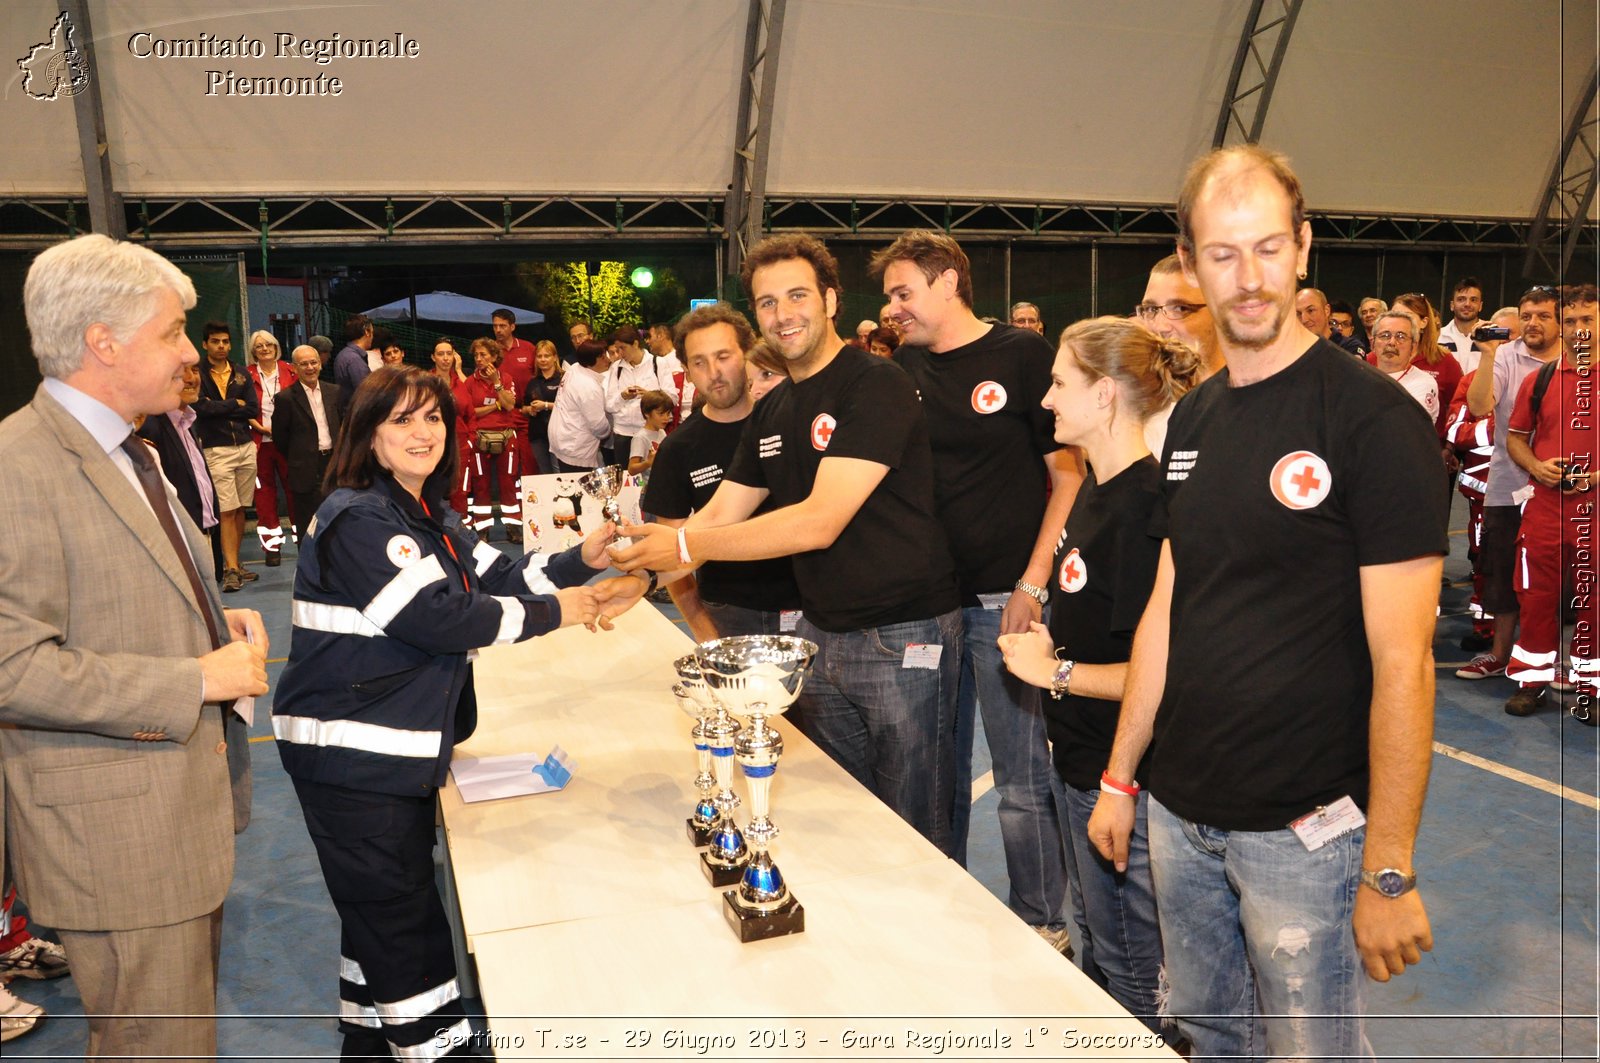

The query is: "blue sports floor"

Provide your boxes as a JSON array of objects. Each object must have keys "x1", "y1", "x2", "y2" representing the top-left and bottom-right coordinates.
[{"x1": 5, "y1": 495, "x2": 1598, "y2": 1061}]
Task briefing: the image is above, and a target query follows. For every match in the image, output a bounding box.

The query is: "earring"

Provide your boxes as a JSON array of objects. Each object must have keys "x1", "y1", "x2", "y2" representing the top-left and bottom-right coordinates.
[{"x1": 1297, "y1": 270, "x2": 1307, "y2": 280}]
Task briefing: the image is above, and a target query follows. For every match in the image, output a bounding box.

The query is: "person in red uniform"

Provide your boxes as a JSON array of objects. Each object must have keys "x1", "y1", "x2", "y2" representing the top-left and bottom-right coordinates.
[
  {"x1": 465, "y1": 337, "x2": 522, "y2": 542},
  {"x1": 1504, "y1": 284, "x2": 1599, "y2": 724},
  {"x1": 1445, "y1": 308, "x2": 1521, "y2": 651},
  {"x1": 246, "y1": 330, "x2": 299, "y2": 565},
  {"x1": 431, "y1": 337, "x2": 475, "y2": 523},
  {"x1": 493, "y1": 309, "x2": 539, "y2": 475}
]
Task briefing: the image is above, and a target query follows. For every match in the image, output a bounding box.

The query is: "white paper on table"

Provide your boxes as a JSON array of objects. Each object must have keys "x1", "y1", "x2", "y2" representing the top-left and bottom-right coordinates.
[{"x1": 451, "y1": 747, "x2": 576, "y2": 803}]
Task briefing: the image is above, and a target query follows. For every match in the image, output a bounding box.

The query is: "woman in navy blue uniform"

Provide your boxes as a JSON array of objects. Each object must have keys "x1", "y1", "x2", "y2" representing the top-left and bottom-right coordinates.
[
  {"x1": 998, "y1": 318, "x2": 1201, "y2": 1036},
  {"x1": 273, "y1": 366, "x2": 640, "y2": 1061}
]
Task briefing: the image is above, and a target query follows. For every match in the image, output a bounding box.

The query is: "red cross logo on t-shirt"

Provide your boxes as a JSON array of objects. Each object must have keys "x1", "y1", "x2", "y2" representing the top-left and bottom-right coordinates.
[
  {"x1": 1269, "y1": 450, "x2": 1333, "y2": 511},
  {"x1": 1058, "y1": 547, "x2": 1087, "y2": 593},
  {"x1": 811, "y1": 413, "x2": 837, "y2": 451},
  {"x1": 972, "y1": 381, "x2": 1008, "y2": 414}
]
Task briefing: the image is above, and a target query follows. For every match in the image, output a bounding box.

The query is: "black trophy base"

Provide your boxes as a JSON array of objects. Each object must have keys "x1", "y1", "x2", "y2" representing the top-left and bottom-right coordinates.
[
  {"x1": 686, "y1": 818, "x2": 713, "y2": 848},
  {"x1": 721, "y1": 890, "x2": 805, "y2": 942},
  {"x1": 701, "y1": 852, "x2": 745, "y2": 888}
]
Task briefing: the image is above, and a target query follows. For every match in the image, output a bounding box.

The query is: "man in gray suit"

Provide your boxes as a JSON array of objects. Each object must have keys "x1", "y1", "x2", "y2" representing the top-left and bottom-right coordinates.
[{"x1": 0, "y1": 234, "x2": 269, "y2": 1059}]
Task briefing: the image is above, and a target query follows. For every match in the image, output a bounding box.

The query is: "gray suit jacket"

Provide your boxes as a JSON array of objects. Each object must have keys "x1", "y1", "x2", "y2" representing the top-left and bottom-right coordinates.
[{"x1": 0, "y1": 386, "x2": 250, "y2": 931}]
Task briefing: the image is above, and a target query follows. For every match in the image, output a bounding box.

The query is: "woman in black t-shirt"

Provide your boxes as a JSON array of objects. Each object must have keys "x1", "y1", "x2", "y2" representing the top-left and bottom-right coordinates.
[
  {"x1": 520, "y1": 340, "x2": 563, "y2": 475},
  {"x1": 999, "y1": 317, "x2": 1200, "y2": 1035}
]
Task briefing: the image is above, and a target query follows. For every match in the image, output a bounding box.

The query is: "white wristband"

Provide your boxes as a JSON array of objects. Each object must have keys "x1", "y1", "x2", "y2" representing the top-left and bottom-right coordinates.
[{"x1": 676, "y1": 525, "x2": 693, "y2": 566}]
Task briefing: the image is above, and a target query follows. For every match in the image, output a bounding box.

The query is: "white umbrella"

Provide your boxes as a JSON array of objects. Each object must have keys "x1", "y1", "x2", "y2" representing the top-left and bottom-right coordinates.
[{"x1": 363, "y1": 291, "x2": 543, "y2": 324}]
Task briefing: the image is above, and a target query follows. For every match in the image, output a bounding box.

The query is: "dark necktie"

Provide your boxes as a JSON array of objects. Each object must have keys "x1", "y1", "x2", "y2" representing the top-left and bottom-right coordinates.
[{"x1": 119, "y1": 433, "x2": 225, "y2": 651}]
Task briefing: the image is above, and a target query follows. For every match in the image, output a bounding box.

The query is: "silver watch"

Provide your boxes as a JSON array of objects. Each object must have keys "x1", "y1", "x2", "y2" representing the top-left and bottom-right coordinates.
[
  {"x1": 1014, "y1": 579, "x2": 1048, "y2": 606},
  {"x1": 1359, "y1": 867, "x2": 1417, "y2": 898}
]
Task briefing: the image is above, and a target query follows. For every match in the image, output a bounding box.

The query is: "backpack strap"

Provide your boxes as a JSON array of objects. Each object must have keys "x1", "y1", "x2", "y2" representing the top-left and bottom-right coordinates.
[{"x1": 1527, "y1": 358, "x2": 1559, "y2": 447}]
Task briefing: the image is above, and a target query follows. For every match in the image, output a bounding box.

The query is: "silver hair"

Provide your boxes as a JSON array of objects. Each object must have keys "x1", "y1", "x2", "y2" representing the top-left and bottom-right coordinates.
[
  {"x1": 1358, "y1": 297, "x2": 1387, "y2": 314},
  {"x1": 1374, "y1": 307, "x2": 1421, "y2": 343},
  {"x1": 24, "y1": 234, "x2": 196, "y2": 379},
  {"x1": 1010, "y1": 301, "x2": 1040, "y2": 317},
  {"x1": 248, "y1": 329, "x2": 281, "y2": 360}
]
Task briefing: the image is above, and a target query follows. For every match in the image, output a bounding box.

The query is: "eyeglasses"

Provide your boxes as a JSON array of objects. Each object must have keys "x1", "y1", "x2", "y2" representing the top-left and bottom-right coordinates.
[
  {"x1": 1372, "y1": 330, "x2": 1414, "y2": 344},
  {"x1": 1134, "y1": 301, "x2": 1206, "y2": 321}
]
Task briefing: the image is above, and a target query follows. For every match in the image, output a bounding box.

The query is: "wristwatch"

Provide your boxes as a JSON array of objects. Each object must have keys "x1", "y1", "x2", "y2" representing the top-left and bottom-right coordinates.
[
  {"x1": 1048, "y1": 657, "x2": 1075, "y2": 701},
  {"x1": 1014, "y1": 579, "x2": 1048, "y2": 606},
  {"x1": 1359, "y1": 867, "x2": 1417, "y2": 898}
]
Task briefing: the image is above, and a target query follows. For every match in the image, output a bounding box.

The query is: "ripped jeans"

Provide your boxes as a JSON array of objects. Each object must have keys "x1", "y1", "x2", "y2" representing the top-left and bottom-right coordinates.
[{"x1": 1147, "y1": 797, "x2": 1373, "y2": 1062}]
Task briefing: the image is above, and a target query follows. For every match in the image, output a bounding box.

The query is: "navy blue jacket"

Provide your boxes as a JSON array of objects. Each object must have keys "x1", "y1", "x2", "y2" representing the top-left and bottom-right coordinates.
[{"x1": 272, "y1": 473, "x2": 593, "y2": 795}]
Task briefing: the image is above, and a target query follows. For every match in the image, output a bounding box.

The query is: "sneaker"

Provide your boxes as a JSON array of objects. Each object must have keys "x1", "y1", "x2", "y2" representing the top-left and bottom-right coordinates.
[
  {"x1": 0, "y1": 937, "x2": 69, "y2": 981},
  {"x1": 1455, "y1": 653, "x2": 1506, "y2": 680},
  {"x1": 235, "y1": 566, "x2": 259, "y2": 583},
  {"x1": 1504, "y1": 685, "x2": 1548, "y2": 717},
  {"x1": 0, "y1": 983, "x2": 42, "y2": 1043},
  {"x1": 505, "y1": 525, "x2": 523, "y2": 545},
  {"x1": 222, "y1": 569, "x2": 243, "y2": 593},
  {"x1": 1459, "y1": 632, "x2": 1493, "y2": 652},
  {"x1": 1033, "y1": 924, "x2": 1074, "y2": 960},
  {"x1": 263, "y1": 550, "x2": 281, "y2": 568}
]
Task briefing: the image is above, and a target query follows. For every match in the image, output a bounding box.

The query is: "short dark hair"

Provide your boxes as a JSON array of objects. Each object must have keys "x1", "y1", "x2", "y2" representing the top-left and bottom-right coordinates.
[
  {"x1": 492, "y1": 308, "x2": 515, "y2": 325},
  {"x1": 608, "y1": 324, "x2": 642, "y2": 347},
  {"x1": 1177, "y1": 145, "x2": 1307, "y2": 259},
  {"x1": 1453, "y1": 277, "x2": 1484, "y2": 296},
  {"x1": 866, "y1": 327, "x2": 900, "y2": 352},
  {"x1": 571, "y1": 339, "x2": 609, "y2": 368},
  {"x1": 739, "y1": 233, "x2": 843, "y2": 308},
  {"x1": 1562, "y1": 283, "x2": 1599, "y2": 310},
  {"x1": 203, "y1": 321, "x2": 230, "y2": 341},
  {"x1": 326, "y1": 366, "x2": 458, "y2": 500},
  {"x1": 1328, "y1": 299, "x2": 1356, "y2": 317},
  {"x1": 371, "y1": 326, "x2": 394, "y2": 352},
  {"x1": 868, "y1": 229, "x2": 974, "y2": 308},
  {"x1": 673, "y1": 301, "x2": 756, "y2": 356},
  {"x1": 1519, "y1": 285, "x2": 1560, "y2": 309},
  {"x1": 343, "y1": 314, "x2": 372, "y2": 343},
  {"x1": 639, "y1": 389, "x2": 675, "y2": 418}
]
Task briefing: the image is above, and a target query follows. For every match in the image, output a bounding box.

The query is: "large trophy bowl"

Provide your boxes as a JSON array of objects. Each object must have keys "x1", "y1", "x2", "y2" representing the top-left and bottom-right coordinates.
[
  {"x1": 678, "y1": 653, "x2": 745, "y2": 883},
  {"x1": 673, "y1": 655, "x2": 720, "y2": 848},
  {"x1": 695, "y1": 635, "x2": 817, "y2": 942},
  {"x1": 578, "y1": 465, "x2": 626, "y2": 533}
]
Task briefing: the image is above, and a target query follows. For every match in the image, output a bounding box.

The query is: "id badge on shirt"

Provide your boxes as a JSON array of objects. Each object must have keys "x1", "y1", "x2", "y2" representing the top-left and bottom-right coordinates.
[
  {"x1": 977, "y1": 592, "x2": 1011, "y2": 611},
  {"x1": 779, "y1": 610, "x2": 801, "y2": 633},
  {"x1": 1288, "y1": 795, "x2": 1366, "y2": 852},
  {"x1": 902, "y1": 643, "x2": 942, "y2": 670}
]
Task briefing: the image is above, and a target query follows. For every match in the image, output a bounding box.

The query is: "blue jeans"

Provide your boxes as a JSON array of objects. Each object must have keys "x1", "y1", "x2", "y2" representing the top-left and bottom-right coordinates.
[
  {"x1": 1060, "y1": 786, "x2": 1164, "y2": 1035},
  {"x1": 1147, "y1": 797, "x2": 1373, "y2": 1061},
  {"x1": 952, "y1": 605, "x2": 1070, "y2": 930},
  {"x1": 701, "y1": 601, "x2": 785, "y2": 639},
  {"x1": 793, "y1": 611, "x2": 962, "y2": 855}
]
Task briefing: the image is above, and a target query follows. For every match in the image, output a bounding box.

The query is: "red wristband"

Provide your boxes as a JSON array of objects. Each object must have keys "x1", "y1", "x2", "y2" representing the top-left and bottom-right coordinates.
[{"x1": 1099, "y1": 770, "x2": 1140, "y2": 796}]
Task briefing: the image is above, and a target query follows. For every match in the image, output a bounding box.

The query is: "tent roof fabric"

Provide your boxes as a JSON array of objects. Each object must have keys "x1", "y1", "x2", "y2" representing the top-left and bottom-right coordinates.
[
  {"x1": 364, "y1": 292, "x2": 543, "y2": 325},
  {"x1": 1, "y1": 0, "x2": 1592, "y2": 221}
]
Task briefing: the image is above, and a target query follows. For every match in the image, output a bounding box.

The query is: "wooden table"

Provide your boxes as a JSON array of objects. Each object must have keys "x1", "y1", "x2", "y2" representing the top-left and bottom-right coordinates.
[{"x1": 441, "y1": 605, "x2": 1177, "y2": 1061}]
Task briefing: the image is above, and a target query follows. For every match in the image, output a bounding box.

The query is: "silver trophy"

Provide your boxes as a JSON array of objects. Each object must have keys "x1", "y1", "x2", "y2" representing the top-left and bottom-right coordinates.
[
  {"x1": 677, "y1": 653, "x2": 746, "y2": 885},
  {"x1": 696, "y1": 635, "x2": 817, "y2": 942},
  {"x1": 578, "y1": 465, "x2": 626, "y2": 533},
  {"x1": 672, "y1": 654, "x2": 720, "y2": 848}
]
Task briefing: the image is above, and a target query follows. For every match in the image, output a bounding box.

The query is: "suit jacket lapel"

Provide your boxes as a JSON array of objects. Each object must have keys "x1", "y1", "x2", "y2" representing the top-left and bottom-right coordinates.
[{"x1": 33, "y1": 391, "x2": 211, "y2": 628}]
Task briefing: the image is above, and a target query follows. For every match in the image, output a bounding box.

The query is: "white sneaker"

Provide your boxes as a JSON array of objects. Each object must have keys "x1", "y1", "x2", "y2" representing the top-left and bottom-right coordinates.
[
  {"x1": 0, "y1": 935, "x2": 69, "y2": 980},
  {"x1": 0, "y1": 982, "x2": 43, "y2": 1043}
]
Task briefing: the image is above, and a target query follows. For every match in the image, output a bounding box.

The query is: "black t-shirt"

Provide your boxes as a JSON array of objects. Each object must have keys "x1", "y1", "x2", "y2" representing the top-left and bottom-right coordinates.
[
  {"x1": 895, "y1": 325, "x2": 1060, "y2": 599},
  {"x1": 520, "y1": 372, "x2": 562, "y2": 443},
  {"x1": 1148, "y1": 340, "x2": 1449, "y2": 831},
  {"x1": 641, "y1": 411, "x2": 801, "y2": 612},
  {"x1": 726, "y1": 345, "x2": 959, "y2": 632},
  {"x1": 1044, "y1": 459, "x2": 1162, "y2": 791}
]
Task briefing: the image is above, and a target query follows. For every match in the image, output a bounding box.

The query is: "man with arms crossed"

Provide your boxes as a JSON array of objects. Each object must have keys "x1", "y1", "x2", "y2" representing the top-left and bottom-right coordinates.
[
  {"x1": 0, "y1": 234, "x2": 268, "y2": 1059},
  {"x1": 1088, "y1": 146, "x2": 1446, "y2": 1058},
  {"x1": 640, "y1": 303, "x2": 801, "y2": 640},
  {"x1": 614, "y1": 234, "x2": 962, "y2": 854}
]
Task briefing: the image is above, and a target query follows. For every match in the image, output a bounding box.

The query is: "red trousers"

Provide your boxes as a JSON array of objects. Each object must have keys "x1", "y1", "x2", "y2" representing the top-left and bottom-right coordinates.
[
  {"x1": 1508, "y1": 496, "x2": 1600, "y2": 686},
  {"x1": 469, "y1": 443, "x2": 521, "y2": 532},
  {"x1": 254, "y1": 440, "x2": 294, "y2": 551},
  {"x1": 449, "y1": 442, "x2": 472, "y2": 523}
]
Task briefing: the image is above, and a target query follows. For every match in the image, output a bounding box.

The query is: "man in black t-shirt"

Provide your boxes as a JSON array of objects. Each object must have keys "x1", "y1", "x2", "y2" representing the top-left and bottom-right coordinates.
[
  {"x1": 613, "y1": 234, "x2": 962, "y2": 855},
  {"x1": 872, "y1": 230, "x2": 1079, "y2": 950},
  {"x1": 1086, "y1": 146, "x2": 1446, "y2": 1058},
  {"x1": 639, "y1": 302, "x2": 801, "y2": 640}
]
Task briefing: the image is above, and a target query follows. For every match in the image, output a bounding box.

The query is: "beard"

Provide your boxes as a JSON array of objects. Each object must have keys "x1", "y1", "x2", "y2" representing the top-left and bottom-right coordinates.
[{"x1": 1216, "y1": 290, "x2": 1292, "y2": 350}]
